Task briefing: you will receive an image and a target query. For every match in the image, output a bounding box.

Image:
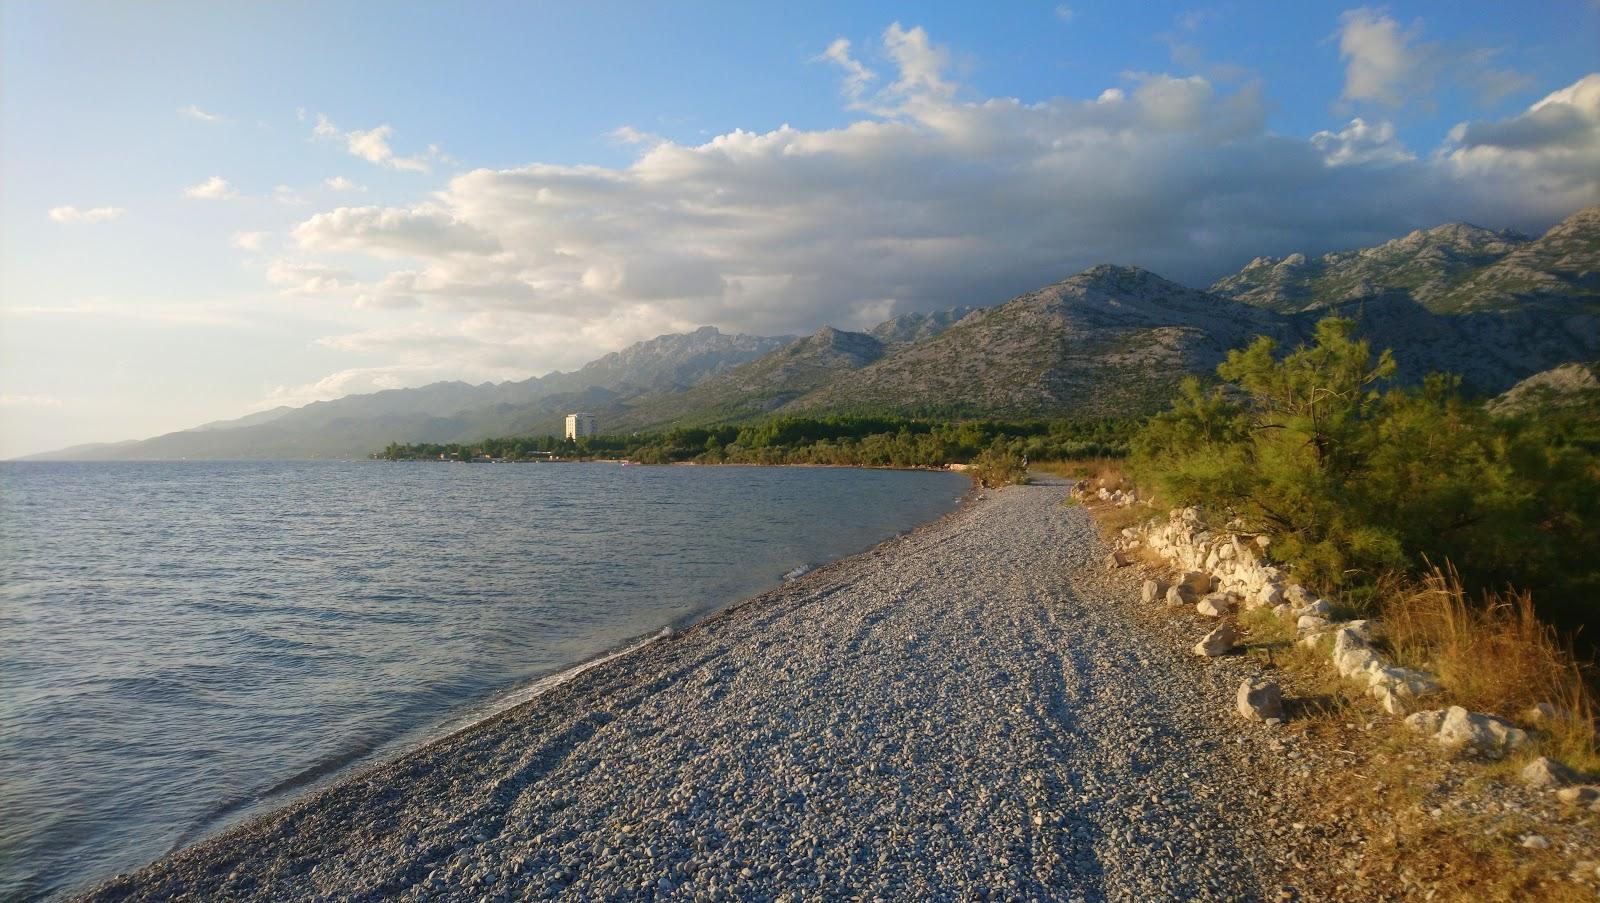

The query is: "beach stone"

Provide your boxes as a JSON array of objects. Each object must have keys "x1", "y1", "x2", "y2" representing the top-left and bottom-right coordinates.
[
  {"x1": 1178, "y1": 571, "x2": 1211, "y2": 595},
  {"x1": 1141, "y1": 580, "x2": 1163, "y2": 604},
  {"x1": 1105, "y1": 551, "x2": 1129, "y2": 570},
  {"x1": 1236, "y1": 677, "x2": 1283, "y2": 722},
  {"x1": 1195, "y1": 595, "x2": 1232, "y2": 618},
  {"x1": 1165, "y1": 585, "x2": 1193, "y2": 607},
  {"x1": 1192, "y1": 623, "x2": 1237, "y2": 657},
  {"x1": 1522, "y1": 757, "x2": 1579, "y2": 789},
  {"x1": 1521, "y1": 834, "x2": 1551, "y2": 850}
]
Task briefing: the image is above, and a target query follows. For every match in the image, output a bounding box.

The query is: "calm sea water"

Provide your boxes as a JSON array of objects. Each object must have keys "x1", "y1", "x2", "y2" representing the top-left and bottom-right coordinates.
[{"x1": 0, "y1": 461, "x2": 966, "y2": 901}]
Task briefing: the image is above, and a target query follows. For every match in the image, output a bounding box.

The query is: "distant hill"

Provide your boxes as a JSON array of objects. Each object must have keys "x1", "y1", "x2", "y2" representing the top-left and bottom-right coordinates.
[
  {"x1": 25, "y1": 208, "x2": 1600, "y2": 459},
  {"x1": 1210, "y1": 205, "x2": 1600, "y2": 314},
  {"x1": 1486, "y1": 362, "x2": 1600, "y2": 417},
  {"x1": 25, "y1": 327, "x2": 790, "y2": 460}
]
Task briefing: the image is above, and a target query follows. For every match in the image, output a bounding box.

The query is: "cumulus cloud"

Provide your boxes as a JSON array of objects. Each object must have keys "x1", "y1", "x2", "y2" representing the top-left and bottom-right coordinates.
[
  {"x1": 1311, "y1": 117, "x2": 1414, "y2": 166},
  {"x1": 324, "y1": 176, "x2": 366, "y2": 192},
  {"x1": 293, "y1": 205, "x2": 501, "y2": 258},
  {"x1": 269, "y1": 25, "x2": 1600, "y2": 395},
  {"x1": 1443, "y1": 74, "x2": 1600, "y2": 212},
  {"x1": 183, "y1": 176, "x2": 236, "y2": 200},
  {"x1": 179, "y1": 104, "x2": 223, "y2": 122},
  {"x1": 1337, "y1": 9, "x2": 1533, "y2": 111},
  {"x1": 49, "y1": 205, "x2": 125, "y2": 223},
  {"x1": 1338, "y1": 8, "x2": 1418, "y2": 106},
  {"x1": 311, "y1": 113, "x2": 443, "y2": 172},
  {"x1": 231, "y1": 231, "x2": 270, "y2": 251}
]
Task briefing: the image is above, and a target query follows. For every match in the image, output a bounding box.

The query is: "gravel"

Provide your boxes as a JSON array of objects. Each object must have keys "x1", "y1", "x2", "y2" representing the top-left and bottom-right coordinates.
[{"x1": 80, "y1": 478, "x2": 1296, "y2": 902}]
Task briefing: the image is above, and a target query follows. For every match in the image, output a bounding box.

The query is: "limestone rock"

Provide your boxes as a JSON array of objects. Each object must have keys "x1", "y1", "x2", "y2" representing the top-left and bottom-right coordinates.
[
  {"x1": 1140, "y1": 579, "x2": 1163, "y2": 604},
  {"x1": 1405, "y1": 709, "x2": 1447, "y2": 736},
  {"x1": 1433, "y1": 706, "x2": 1531, "y2": 758},
  {"x1": 1105, "y1": 550, "x2": 1129, "y2": 570},
  {"x1": 1296, "y1": 615, "x2": 1330, "y2": 633},
  {"x1": 1272, "y1": 603, "x2": 1294, "y2": 619},
  {"x1": 1196, "y1": 594, "x2": 1232, "y2": 617},
  {"x1": 1522, "y1": 756, "x2": 1579, "y2": 789},
  {"x1": 1192, "y1": 623, "x2": 1237, "y2": 657},
  {"x1": 1165, "y1": 585, "x2": 1193, "y2": 607},
  {"x1": 1178, "y1": 571, "x2": 1211, "y2": 594},
  {"x1": 1236, "y1": 677, "x2": 1284, "y2": 721}
]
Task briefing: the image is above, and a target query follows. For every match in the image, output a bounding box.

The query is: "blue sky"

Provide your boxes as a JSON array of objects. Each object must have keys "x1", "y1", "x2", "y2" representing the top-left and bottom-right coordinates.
[{"x1": 3, "y1": 1, "x2": 1599, "y2": 457}]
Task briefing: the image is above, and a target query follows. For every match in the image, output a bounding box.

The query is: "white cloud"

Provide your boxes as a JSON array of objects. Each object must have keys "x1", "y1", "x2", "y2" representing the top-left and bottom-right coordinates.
[
  {"x1": 231, "y1": 231, "x2": 270, "y2": 251},
  {"x1": 1311, "y1": 117, "x2": 1414, "y2": 166},
  {"x1": 179, "y1": 104, "x2": 223, "y2": 122},
  {"x1": 1338, "y1": 8, "x2": 1416, "y2": 106},
  {"x1": 817, "y1": 38, "x2": 877, "y2": 103},
  {"x1": 311, "y1": 113, "x2": 442, "y2": 172},
  {"x1": 274, "y1": 185, "x2": 309, "y2": 205},
  {"x1": 293, "y1": 205, "x2": 501, "y2": 258},
  {"x1": 0, "y1": 394, "x2": 65, "y2": 408},
  {"x1": 1444, "y1": 74, "x2": 1600, "y2": 212},
  {"x1": 883, "y1": 22, "x2": 953, "y2": 102},
  {"x1": 1054, "y1": 5, "x2": 1074, "y2": 24},
  {"x1": 49, "y1": 205, "x2": 125, "y2": 223},
  {"x1": 1337, "y1": 9, "x2": 1531, "y2": 111},
  {"x1": 324, "y1": 176, "x2": 366, "y2": 192},
  {"x1": 266, "y1": 24, "x2": 1599, "y2": 379},
  {"x1": 265, "y1": 259, "x2": 356, "y2": 294},
  {"x1": 183, "y1": 176, "x2": 236, "y2": 200}
]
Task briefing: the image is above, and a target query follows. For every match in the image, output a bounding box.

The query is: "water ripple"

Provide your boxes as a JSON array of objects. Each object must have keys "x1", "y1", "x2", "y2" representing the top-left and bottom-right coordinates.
[{"x1": 0, "y1": 460, "x2": 965, "y2": 901}]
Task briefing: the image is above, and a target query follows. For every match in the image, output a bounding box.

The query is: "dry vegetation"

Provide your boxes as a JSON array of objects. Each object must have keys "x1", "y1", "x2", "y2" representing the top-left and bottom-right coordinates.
[{"x1": 1049, "y1": 455, "x2": 1600, "y2": 901}]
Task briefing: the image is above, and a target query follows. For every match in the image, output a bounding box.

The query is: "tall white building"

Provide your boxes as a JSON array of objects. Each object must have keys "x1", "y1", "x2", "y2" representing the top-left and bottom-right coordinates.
[{"x1": 564, "y1": 412, "x2": 597, "y2": 440}]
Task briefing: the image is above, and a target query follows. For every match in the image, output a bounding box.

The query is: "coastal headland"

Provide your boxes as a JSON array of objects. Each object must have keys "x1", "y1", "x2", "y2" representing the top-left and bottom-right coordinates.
[{"x1": 83, "y1": 478, "x2": 1304, "y2": 902}]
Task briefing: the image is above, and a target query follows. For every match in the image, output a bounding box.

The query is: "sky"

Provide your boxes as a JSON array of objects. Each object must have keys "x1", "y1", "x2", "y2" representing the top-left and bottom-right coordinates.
[{"x1": 2, "y1": 1, "x2": 1599, "y2": 458}]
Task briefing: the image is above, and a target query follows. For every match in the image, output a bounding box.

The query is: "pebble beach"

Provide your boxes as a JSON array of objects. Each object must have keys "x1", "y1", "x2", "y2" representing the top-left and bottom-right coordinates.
[{"x1": 82, "y1": 478, "x2": 1300, "y2": 902}]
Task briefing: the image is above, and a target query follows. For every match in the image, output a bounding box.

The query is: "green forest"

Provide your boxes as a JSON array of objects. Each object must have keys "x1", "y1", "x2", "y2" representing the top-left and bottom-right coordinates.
[{"x1": 379, "y1": 415, "x2": 1135, "y2": 469}]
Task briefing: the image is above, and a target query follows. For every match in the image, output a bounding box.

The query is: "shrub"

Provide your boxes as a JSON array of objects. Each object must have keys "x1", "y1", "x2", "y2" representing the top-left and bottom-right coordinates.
[
  {"x1": 968, "y1": 445, "x2": 1029, "y2": 488},
  {"x1": 1131, "y1": 315, "x2": 1600, "y2": 638}
]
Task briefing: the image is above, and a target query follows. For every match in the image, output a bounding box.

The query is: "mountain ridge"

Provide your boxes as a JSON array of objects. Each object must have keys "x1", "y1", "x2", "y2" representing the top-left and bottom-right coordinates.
[{"x1": 23, "y1": 209, "x2": 1600, "y2": 460}]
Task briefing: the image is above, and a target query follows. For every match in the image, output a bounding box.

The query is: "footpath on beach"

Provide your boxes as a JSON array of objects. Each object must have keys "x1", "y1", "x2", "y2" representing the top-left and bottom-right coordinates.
[{"x1": 84, "y1": 478, "x2": 1303, "y2": 903}]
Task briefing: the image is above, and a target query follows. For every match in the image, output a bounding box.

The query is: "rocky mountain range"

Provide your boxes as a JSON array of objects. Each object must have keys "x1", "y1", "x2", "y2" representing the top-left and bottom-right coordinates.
[
  {"x1": 27, "y1": 206, "x2": 1600, "y2": 459},
  {"x1": 1210, "y1": 206, "x2": 1600, "y2": 314}
]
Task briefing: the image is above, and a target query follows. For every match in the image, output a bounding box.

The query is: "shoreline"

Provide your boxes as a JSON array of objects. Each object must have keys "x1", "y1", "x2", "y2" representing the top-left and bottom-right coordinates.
[
  {"x1": 66, "y1": 476, "x2": 981, "y2": 901},
  {"x1": 79, "y1": 478, "x2": 1295, "y2": 902}
]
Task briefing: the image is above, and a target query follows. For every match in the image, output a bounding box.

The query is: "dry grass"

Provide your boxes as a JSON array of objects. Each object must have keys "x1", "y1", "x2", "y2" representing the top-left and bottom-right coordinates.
[
  {"x1": 1380, "y1": 566, "x2": 1599, "y2": 772},
  {"x1": 1298, "y1": 719, "x2": 1599, "y2": 903},
  {"x1": 1031, "y1": 456, "x2": 1131, "y2": 489}
]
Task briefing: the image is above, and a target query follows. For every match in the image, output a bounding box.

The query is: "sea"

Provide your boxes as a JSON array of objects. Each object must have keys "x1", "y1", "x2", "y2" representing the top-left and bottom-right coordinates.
[{"x1": 0, "y1": 460, "x2": 967, "y2": 900}]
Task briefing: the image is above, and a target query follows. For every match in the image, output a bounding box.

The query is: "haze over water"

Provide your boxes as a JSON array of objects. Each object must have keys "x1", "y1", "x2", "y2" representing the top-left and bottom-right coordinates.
[{"x1": 0, "y1": 461, "x2": 966, "y2": 901}]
